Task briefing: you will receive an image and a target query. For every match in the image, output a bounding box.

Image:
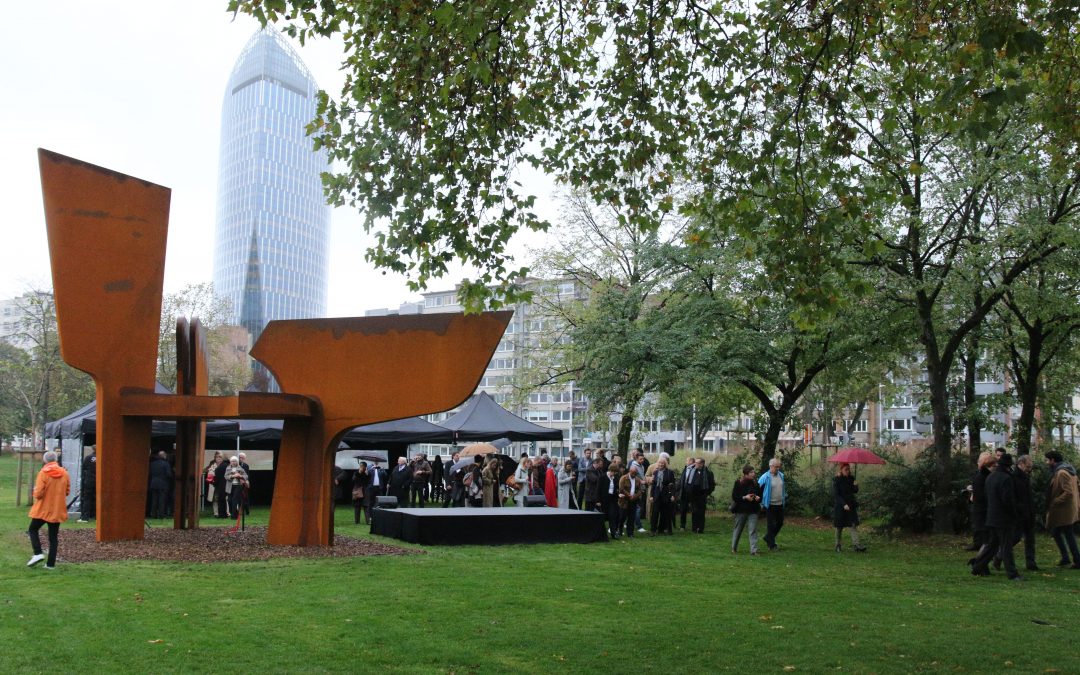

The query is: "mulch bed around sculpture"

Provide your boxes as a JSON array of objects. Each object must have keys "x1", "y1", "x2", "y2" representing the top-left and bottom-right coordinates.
[{"x1": 50, "y1": 525, "x2": 419, "y2": 564}]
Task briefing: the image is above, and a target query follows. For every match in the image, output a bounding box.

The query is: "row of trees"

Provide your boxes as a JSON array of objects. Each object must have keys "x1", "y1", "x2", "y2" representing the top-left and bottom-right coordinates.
[{"x1": 238, "y1": 0, "x2": 1080, "y2": 531}]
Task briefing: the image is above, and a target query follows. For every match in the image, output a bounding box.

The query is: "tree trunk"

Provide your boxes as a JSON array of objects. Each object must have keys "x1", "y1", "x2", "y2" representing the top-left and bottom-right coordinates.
[
  {"x1": 617, "y1": 406, "x2": 630, "y2": 457},
  {"x1": 760, "y1": 415, "x2": 785, "y2": 472},
  {"x1": 847, "y1": 400, "x2": 866, "y2": 439},
  {"x1": 926, "y1": 363, "x2": 955, "y2": 533},
  {"x1": 963, "y1": 338, "x2": 981, "y2": 461},
  {"x1": 1013, "y1": 340, "x2": 1042, "y2": 457}
]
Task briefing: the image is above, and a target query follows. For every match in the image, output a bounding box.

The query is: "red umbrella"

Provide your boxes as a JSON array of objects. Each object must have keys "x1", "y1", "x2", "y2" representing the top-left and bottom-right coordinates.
[{"x1": 827, "y1": 447, "x2": 886, "y2": 465}]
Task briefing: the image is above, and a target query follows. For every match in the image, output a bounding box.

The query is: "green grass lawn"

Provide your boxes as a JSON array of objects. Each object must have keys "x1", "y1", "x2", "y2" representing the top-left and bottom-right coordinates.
[{"x1": 2, "y1": 453, "x2": 1078, "y2": 673}]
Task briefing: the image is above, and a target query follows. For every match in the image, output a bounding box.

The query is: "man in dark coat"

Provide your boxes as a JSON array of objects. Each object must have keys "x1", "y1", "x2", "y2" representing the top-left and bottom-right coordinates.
[
  {"x1": 583, "y1": 458, "x2": 604, "y2": 512},
  {"x1": 971, "y1": 454, "x2": 1022, "y2": 580},
  {"x1": 238, "y1": 452, "x2": 252, "y2": 514},
  {"x1": 649, "y1": 456, "x2": 677, "y2": 535},
  {"x1": 687, "y1": 458, "x2": 716, "y2": 534},
  {"x1": 388, "y1": 456, "x2": 412, "y2": 506},
  {"x1": 148, "y1": 451, "x2": 172, "y2": 519},
  {"x1": 1011, "y1": 454, "x2": 1039, "y2": 571},
  {"x1": 967, "y1": 453, "x2": 995, "y2": 550},
  {"x1": 600, "y1": 465, "x2": 620, "y2": 537},
  {"x1": 214, "y1": 457, "x2": 230, "y2": 517},
  {"x1": 676, "y1": 456, "x2": 696, "y2": 530},
  {"x1": 78, "y1": 446, "x2": 97, "y2": 522}
]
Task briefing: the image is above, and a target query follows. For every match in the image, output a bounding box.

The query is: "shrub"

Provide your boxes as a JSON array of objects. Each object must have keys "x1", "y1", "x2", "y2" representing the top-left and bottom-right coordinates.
[{"x1": 860, "y1": 447, "x2": 972, "y2": 534}]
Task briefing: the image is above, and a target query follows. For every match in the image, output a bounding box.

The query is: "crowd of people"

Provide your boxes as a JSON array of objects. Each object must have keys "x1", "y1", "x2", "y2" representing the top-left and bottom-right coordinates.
[
  {"x1": 966, "y1": 448, "x2": 1080, "y2": 581},
  {"x1": 202, "y1": 450, "x2": 251, "y2": 520},
  {"x1": 345, "y1": 448, "x2": 731, "y2": 540},
  {"x1": 24, "y1": 443, "x2": 1080, "y2": 574}
]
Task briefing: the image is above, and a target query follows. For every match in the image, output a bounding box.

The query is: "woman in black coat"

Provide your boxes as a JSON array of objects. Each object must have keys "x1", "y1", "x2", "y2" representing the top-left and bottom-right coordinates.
[{"x1": 832, "y1": 463, "x2": 866, "y2": 552}]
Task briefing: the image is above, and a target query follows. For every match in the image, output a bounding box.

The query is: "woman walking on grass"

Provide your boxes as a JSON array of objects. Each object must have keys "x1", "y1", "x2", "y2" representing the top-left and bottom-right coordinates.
[
  {"x1": 731, "y1": 465, "x2": 761, "y2": 554},
  {"x1": 832, "y1": 463, "x2": 866, "y2": 552}
]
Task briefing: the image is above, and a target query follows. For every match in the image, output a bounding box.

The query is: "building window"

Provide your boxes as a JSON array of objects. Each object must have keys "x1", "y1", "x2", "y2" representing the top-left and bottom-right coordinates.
[
  {"x1": 886, "y1": 418, "x2": 912, "y2": 431},
  {"x1": 846, "y1": 419, "x2": 868, "y2": 433}
]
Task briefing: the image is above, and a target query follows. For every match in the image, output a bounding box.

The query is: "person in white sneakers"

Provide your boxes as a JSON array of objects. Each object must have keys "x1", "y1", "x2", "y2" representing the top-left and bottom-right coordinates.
[{"x1": 27, "y1": 450, "x2": 70, "y2": 569}]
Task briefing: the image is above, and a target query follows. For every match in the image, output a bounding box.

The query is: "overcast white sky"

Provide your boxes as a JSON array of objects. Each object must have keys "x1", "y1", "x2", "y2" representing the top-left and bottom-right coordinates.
[{"x1": 1, "y1": 1, "x2": 557, "y2": 315}]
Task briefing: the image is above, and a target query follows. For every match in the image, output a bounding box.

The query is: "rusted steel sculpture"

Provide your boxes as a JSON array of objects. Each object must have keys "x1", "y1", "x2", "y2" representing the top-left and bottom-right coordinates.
[
  {"x1": 39, "y1": 149, "x2": 511, "y2": 546},
  {"x1": 173, "y1": 316, "x2": 207, "y2": 531}
]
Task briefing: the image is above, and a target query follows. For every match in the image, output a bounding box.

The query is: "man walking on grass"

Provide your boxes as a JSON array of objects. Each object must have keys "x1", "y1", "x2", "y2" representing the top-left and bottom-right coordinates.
[
  {"x1": 27, "y1": 450, "x2": 70, "y2": 570},
  {"x1": 758, "y1": 458, "x2": 787, "y2": 551}
]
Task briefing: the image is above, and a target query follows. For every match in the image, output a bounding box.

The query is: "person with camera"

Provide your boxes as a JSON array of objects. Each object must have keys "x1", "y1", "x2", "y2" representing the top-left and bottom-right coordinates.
[
  {"x1": 352, "y1": 462, "x2": 369, "y2": 524},
  {"x1": 410, "y1": 453, "x2": 432, "y2": 508}
]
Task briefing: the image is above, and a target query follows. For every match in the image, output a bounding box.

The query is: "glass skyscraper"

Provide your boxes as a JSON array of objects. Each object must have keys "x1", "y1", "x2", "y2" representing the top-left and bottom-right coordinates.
[{"x1": 212, "y1": 29, "x2": 330, "y2": 349}]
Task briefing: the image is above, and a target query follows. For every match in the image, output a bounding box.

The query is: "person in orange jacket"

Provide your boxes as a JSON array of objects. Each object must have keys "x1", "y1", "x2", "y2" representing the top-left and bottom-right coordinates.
[{"x1": 27, "y1": 450, "x2": 70, "y2": 569}]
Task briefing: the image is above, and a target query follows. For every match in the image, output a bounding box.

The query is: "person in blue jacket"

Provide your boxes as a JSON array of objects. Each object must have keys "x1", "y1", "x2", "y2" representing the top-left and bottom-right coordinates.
[{"x1": 758, "y1": 457, "x2": 787, "y2": 551}]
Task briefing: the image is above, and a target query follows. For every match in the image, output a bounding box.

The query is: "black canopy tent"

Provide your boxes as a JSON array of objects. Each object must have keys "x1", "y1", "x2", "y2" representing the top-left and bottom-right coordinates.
[
  {"x1": 341, "y1": 416, "x2": 454, "y2": 449},
  {"x1": 437, "y1": 392, "x2": 564, "y2": 443}
]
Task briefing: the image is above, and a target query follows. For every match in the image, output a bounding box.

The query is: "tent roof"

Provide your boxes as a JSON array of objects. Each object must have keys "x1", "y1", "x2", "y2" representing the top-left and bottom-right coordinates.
[
  {"x1": 342, "y1": 416, "x2": 454, "y2": 448},
  {"x1": 437, "y1": 391, "x2": 563, "y2": 442}
]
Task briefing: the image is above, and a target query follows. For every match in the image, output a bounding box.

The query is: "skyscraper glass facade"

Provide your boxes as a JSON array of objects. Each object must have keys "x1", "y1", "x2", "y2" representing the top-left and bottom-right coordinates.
[{"x1": 212, "y1": 29, "x2": 329, "y2": 346}]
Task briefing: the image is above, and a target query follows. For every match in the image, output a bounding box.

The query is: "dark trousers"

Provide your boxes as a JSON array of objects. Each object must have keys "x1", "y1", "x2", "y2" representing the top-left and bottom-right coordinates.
[
  {"x1": 764, "y1": 505, "x2": 785, "y2": 548},
  {"x1": 690, "y1": 494, "x2": 707, "y2": 533},
  {"x1": 216, "y1": 481, "x2": 229, "y2": 517},
  {"x1": 678, "y1": 495, "x2": 691, "y2": 528},
  {"x1": 1011, "y1": 521, "x2": 1037, "y2": 568},
  {"x1": 973, "y1": 526, "x2": 1019, "y2": 577},
  {"x1": 150, "y1": 488, "x2": 167, "y2": 519},
  {"x1": 228, "y1": 488, "x2": 244, "y2": 519},
  {"x1": 28, "y1": 519, "x2": 60, "y2": 567},
  {"x1": 81, "y1": 486, "x2": 96, "y2": 519},
  {"x1": 1051, "y1": 525, "x2": 1080, "y2": 564},
  {"x1": 606, "y1": 500, "x2": 620, "y2": 536},
  {"x1": 620, "y1": 505, "x2": 639, "y2": 536},
  {"x1": 353, "y1": 499, "x2": 368, "y2": 524},
  {"x1": 410, "y1": 483, "x2": 427, "y2": 508},
  {"x1": 650, "y1": 497, "x2": 674, "y2": 533}
]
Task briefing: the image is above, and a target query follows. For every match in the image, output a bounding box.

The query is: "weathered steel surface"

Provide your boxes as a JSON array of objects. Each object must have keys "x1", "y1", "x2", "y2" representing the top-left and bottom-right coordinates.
[
  {"x1": 41, "y1": 148, "x2": 511, "y2": 547},
  {"x1": 173, "y1": 317, "x2": 208, "y2": 530},
  {"x1": 40, "y1": 149, "x2": 170, "y2": 542},
  {"x1": 253, "y1": 312, "x2": 512, "y2": 546}
]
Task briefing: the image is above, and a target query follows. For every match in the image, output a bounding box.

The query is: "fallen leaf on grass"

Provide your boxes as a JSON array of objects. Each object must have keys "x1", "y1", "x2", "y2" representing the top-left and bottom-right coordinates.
[
  {"x1": 758, "y1": 614, "x2": 772, "y2": 621},
  {"x1": 771, "y1": 625, "x2": 784, "y2": 630},
  {"x1": 148, "y1": 639, "x2": 163, "y2": 644},
  {"x1": 563, "y1": 588, "x2": 573, "y2": 592},
  {"x1": 783, "y1": 666, "x2": 796, "y2": 671}
]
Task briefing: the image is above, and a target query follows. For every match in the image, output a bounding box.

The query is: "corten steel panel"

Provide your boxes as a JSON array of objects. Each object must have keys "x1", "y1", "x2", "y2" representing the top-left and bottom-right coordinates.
[
  {"x1": 174, "y1": 318, "x2": 209, "y2": 530},
  {"x1": 39, "y1": 149, "x2": 170, "y2": 542},
  {"x1": 251, "y1": 312, "x2": 513, "y2": 429},
  {"x1": 253, "y1": 311, "x2": 512, "y2": 546}
]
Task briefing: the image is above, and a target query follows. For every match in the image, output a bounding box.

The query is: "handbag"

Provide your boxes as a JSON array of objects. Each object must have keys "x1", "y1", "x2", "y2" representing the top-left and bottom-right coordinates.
[{"x1": 352, "y1": 486, "x2": 365, "y2": 500}]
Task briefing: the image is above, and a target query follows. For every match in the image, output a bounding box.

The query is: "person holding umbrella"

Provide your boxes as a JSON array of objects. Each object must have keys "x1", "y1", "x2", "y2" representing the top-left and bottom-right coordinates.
[{"x1": 832, "y1": 463, "x2": 866, "y2": 552}]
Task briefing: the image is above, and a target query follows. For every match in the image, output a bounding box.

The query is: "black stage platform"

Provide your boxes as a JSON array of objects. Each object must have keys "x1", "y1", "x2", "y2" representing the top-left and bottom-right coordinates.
[{"x1": 370, "y1": 507, "x2": 608, "y2": 545}]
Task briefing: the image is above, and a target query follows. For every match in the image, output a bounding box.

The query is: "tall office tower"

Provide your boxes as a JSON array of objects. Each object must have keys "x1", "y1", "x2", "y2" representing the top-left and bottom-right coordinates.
[{"x1": 212, "y1": 29, "x2": 330, "y2": 354}]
